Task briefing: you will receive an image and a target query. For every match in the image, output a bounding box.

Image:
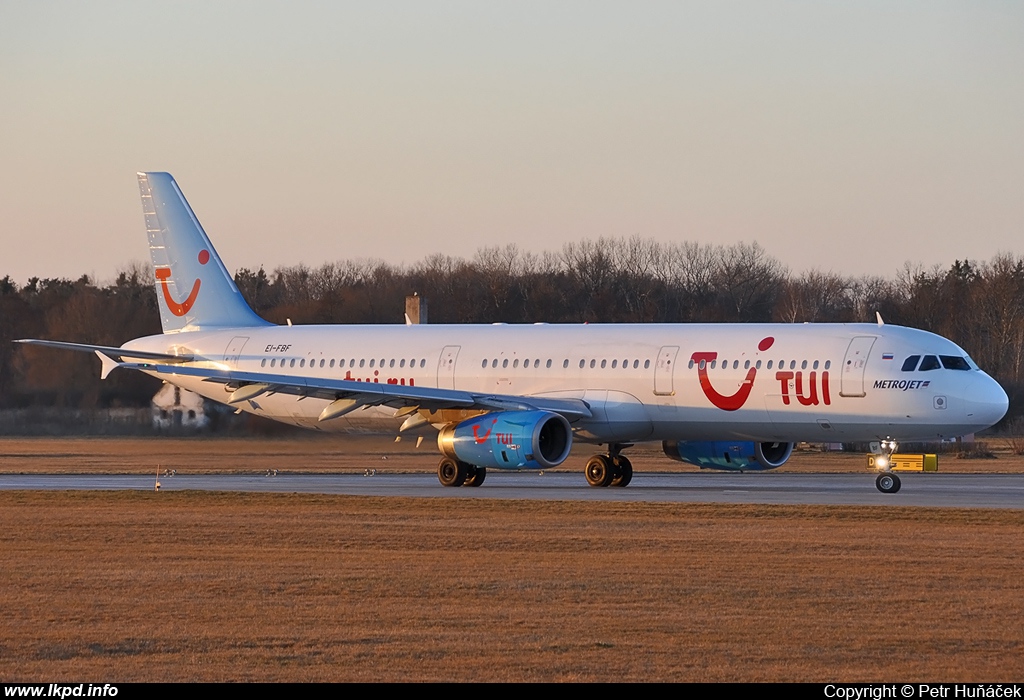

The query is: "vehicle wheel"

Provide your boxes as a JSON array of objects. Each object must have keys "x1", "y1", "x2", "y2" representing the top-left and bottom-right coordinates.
[
  {"x1": 463, "y1": 464, "x2": 486, "y2": 487},
  {"x1": 610, "y1": 456, "x2": 633, "y2": 487},
  {"x1": 438, "y1": 457, "x2": 467, "y2": 487},
  {"x1": 585, "y1": 454, "x2": 613, "y2": 487},
  {"x1": 876, "y1": 472, "x2": 901, "y2": 494}
]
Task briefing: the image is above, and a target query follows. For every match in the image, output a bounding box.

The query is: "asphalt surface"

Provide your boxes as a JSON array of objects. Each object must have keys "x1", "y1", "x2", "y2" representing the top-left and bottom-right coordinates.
[{"x1": 1, "y1": 472, "x2": 1022, "y2": 508}]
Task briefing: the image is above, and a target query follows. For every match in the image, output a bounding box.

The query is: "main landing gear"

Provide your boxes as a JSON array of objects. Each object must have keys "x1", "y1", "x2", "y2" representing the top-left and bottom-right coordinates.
[
  {"x1": 585, "y1": 444, "x2": 633, "y2": 488},
  {"x1": 874, "y1": 439, "x2": 901, "y2": 494},
  {"x1": 437, "y1": 457, "x2": 486, "y2": 487}
]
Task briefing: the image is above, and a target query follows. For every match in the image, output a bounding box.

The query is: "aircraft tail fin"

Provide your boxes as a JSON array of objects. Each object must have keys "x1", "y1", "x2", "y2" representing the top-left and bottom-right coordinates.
[{"x1": 138, "y1": 172, "x2": 271, "y2": 333}]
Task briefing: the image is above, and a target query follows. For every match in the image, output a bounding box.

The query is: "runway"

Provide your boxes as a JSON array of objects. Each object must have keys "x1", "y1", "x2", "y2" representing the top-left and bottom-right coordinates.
[{"x1": 1, "y1": 472, "x2": 1022, "y2": 508}]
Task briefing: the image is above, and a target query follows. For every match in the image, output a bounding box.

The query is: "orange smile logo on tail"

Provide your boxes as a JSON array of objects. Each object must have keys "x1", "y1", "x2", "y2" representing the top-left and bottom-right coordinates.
[{"x1": 155, "y1": 250, "x2": 209, "y2": 317}]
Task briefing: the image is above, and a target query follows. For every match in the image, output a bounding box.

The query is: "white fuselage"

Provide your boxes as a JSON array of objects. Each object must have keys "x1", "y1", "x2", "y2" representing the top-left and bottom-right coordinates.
[{"x1": 125, "y1": 322, "x2": 1008, "y2": 444}]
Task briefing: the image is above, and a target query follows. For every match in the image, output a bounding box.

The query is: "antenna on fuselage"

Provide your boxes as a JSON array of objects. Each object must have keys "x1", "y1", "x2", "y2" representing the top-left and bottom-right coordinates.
[{"x1": 875, "y1": 312, "x2": 885, "y2": 326}]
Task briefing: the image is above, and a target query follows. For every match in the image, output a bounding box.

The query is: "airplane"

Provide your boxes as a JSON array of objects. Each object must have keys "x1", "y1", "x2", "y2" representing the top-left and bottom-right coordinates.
[{"x1": 16, "y1": 172, "x2": 1009, "y2": 493}]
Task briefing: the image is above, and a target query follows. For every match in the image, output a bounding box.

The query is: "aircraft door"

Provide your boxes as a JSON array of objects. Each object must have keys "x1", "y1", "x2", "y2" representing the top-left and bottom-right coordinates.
[
  {"x1": 224, "y1": 336, "x2": 249, "y2": 366},
  {"x1": 839, "y1": 336, "x2": 876, "y2": 397},
  {"x1": 438, "y1": 345, "x2": 460, "y2": 389},
  {"x1": 654, "y1": 346, "x2": 679, "y2": 396}
]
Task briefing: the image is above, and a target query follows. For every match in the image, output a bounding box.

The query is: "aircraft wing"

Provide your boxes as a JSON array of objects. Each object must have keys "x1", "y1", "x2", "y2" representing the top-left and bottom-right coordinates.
[
  {"x1": 14, "y1": 339, "x2": 591, "y2": 419},
  {"x1": 117, "y1": 361, "x2": 594, "y2": 420}
]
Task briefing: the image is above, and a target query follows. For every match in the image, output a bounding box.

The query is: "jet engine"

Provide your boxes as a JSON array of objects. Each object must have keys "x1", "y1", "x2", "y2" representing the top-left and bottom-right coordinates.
[
  {"x1": 438, "y1": 410, "x2": 572, "y2": 470},
  {"x1": 662, "y1": 440, "x2": 794, "y2": 471}
]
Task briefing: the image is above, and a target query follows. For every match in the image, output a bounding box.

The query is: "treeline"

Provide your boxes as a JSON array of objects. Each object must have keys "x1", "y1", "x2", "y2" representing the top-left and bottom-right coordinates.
[{"x1": 3, "y1": 239, "x2": 1023, "y2": 421}]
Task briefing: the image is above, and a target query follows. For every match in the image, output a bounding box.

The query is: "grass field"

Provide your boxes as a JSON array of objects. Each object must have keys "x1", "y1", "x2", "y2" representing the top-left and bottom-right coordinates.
[
  {"x1": 2, "y1": 436, "x2": 1022, "y2": 682},
  {"x1": 2, "y1": 491, "x2": 1022, "y2": 682},
  {"x1": 2, "y1": 435, "x2": 1023, "y2": 474}
]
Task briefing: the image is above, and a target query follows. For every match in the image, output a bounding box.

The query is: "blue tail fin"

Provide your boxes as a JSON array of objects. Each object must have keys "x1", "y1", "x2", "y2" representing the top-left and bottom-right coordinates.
[{"x1": 138, "y1": 172, "x2": 271, "y2": 333}]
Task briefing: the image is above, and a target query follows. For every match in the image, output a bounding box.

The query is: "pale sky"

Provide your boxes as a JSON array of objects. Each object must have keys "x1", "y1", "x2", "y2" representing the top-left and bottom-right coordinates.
[{"x1": 1, "y1": 1, "x2": 1022, "y2": 284}]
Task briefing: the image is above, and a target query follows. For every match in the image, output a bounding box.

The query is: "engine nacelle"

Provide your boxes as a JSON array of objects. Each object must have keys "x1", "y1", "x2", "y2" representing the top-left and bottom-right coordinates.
[
  {"x1": 438, "y1": 410, "x2": 572, "y2": 470},
  {"x1": 662, "y1": 440, "x2": 794, "y2": 471}
]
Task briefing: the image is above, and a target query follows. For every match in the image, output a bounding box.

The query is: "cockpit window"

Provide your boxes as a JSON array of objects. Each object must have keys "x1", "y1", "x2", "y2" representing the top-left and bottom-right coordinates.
[
  {"x1": 901, "y1": 356, "x2": 920, "y2": 372},
  {"x1": 919, "y1": 355, "x2": 941, "y2": 371},
  {"x1": 940, "y1": 356, "x2": 971, "y2": 371}
]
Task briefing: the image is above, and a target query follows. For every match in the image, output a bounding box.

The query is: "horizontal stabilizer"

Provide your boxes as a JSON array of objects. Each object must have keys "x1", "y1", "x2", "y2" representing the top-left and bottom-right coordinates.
[{"x1": 15, "y1": 339, "x2": 194, "y2": 363}]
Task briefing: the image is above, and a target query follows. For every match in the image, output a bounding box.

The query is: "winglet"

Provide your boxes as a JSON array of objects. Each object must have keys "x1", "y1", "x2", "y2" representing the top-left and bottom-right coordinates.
[{"x1": 95, "y1": 351, "x2": 121, "y2": 380}]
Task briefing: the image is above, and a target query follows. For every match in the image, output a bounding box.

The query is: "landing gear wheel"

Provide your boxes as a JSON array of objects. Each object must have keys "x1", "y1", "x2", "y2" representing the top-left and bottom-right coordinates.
[
  {"x1": 463, "y1": 465, "x2": 486, "y2": 487},
  {"x1": 610, "y1": 456, "x2": 633, "y2": 487},
  {"x1": 876, "y1": 472, "x2": 901, "y2": 494},
  {"x1": 438, "y1": 458, "x2": 468, "y2": 487},
  {"x1": 585, "y1": 454, "x2": 614, "y2": 488}
]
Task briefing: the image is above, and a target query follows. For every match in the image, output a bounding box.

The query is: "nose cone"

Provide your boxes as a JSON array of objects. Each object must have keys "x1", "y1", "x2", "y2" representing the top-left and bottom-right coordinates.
[{"x1": 964, "y1": 373, "x2": 1009, "y2": 430}]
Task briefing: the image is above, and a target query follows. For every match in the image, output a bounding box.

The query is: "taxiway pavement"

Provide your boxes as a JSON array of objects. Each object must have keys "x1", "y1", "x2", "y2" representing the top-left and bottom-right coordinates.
[{"x1": 1, "y1": 472, "x2": 1021, "y2": 509}]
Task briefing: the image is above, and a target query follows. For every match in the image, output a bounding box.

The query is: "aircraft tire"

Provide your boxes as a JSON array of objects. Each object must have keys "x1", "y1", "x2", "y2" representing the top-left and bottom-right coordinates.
[
  {"x1": 610, "y1": 456, "x2": 633, "y2": 487},
  {"x1": 585, "y1": 454, "x2": 614, "y2": 488},
  {"x1": 438, "y1": 457, "x2": 468, "y2": 487},
  {"x1": 875, "y1": 472, "x2": 901, "y2": 494},
  {"x1": 463, "y1": 465, "x2": 486, "y2": 487}
]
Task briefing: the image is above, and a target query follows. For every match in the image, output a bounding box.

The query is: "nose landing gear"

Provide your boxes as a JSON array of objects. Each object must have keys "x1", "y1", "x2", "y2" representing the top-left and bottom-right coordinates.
[
  {"x1": 873, "y1": 439, "x2": 901, "y2": 494},
  {"x1": 875, "y1": 471, "x2": 901, "y2": 494}
]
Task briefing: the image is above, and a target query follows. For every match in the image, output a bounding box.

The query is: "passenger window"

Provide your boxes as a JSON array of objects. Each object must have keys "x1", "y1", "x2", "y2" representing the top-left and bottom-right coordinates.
[
  {"x1": 492, "y1": 359, "x2": 498, "y2": 368},
  {"x1": 420, "y1": 359, "x2": 426, "y2": 368},
  {"x1": 359, "y1": 359, "x2": 365, "y2": 368},
  {"x1": 901, "y1": 356, "x2": 921, "y2": 372},
  {"x1": 919, "y1": 355, "x2": 941, "y2": 371},
  {"x1": 744, "y1": 360, "x2": 750, "y2": 369},
  {"x1": 590, "y1": 359, "x2": 596, "y2": 369},
  {"x1": 688, "y1": 360, "x2": 694, "y2": 369},
  {"x1": 290, "y1": 359, "x2": 296, "y2": 368},
  {"x1": 710, "y1": 360, "x2": 717, "y2": 369},
  {"x1": 813, "y1": 360, "x2": 819, "y2": 370},
  {"x1": 502, "y1": 359, "x2": 508, "y2": 368},
  {"x1": 389, "y1": 359, "x2": 395, "y2": 368},
  {"x1": 824, "y1": 360, "x2": 831, "y2": 370},
  {"x1": 579, "y1": 359, "x2": 585, "y2": 369},
  {"x1": 940, "y1": 356, "x2": 971, "y2": 371},
  {"x1": 330, "y1": 359, "x2": 335, "y2": 368},
  {"x1": 612, "y1": 360, "x2": 618, "y2": 369},
  {"x1": 545, "y1": 359, "x2": 551, "y2": 368},
  {"x1": 633, "y1": 360, "x2": 639, "y2": 369},
  {"x1": 733, "y1": 360, "x2": 739, "y2": 370},
  {"x1": 644, "y1": 360, "x2": 650, "y2": 369},
  {"x1": 513, "y1": 359, "x2": 519, "y2": 368},
  {"x1": 563, "y1": 359, "x2": 569, "y2": 368},
  {"x1": 535, "y1": 359, "x2": 540, "y2": 368},
  {"x1": 767, "y1": 360, "x2": 773, "y2": 369},
  {"x1": 300, "y1": 359, "x2": 305, "y2": 368},
  {"x1": 261, "y1": 359, "x2": 267, "y2": 367},
  {"x1": 801, "y1": 360, "x2": 807, "y2": 370},
  {"x1": 481, "y1": 359, "x2": 487, "y2": 369}
]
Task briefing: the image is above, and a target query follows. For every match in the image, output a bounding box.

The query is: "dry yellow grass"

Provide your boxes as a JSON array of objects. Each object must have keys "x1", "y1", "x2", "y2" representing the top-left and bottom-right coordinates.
[
  {"x1": 2, "y1": 435, "x2": 1023, "y2": 474},
  {"x1": 1, "y1": 491, "x2": 1022, "y2": 682}
]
